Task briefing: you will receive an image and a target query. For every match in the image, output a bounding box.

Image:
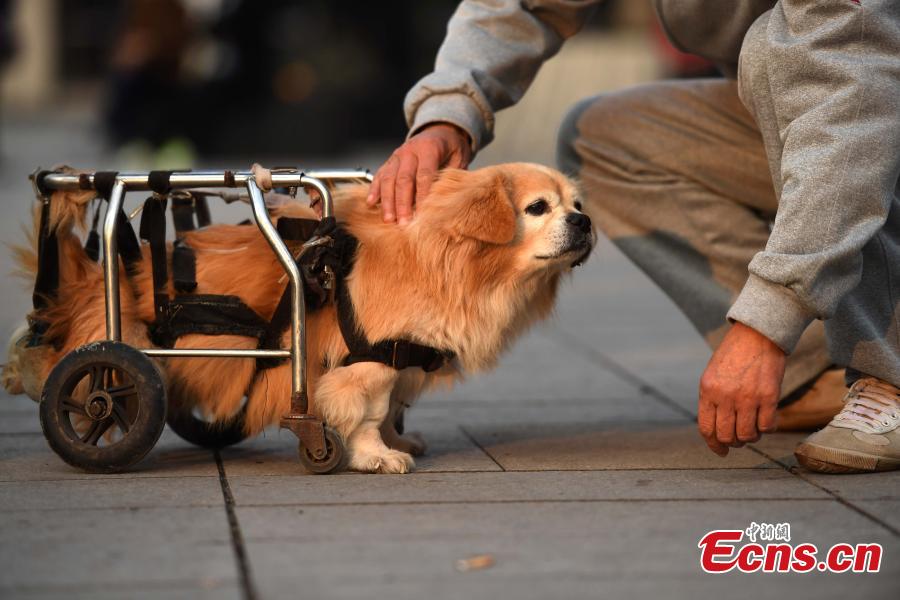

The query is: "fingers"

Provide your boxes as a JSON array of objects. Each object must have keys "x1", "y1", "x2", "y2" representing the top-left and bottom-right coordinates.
[
  {"x1": 698, "y1": 395, "x2": 729, "y2": 457},
  {"x1": 758, "y1": 402, "x2": 778, "y2": 434},
  {"x1": 368, "y1": 124, "x2": 472, "y2": 223},
  {"x1": 736, "y1": 403, "x2": 761, "y2": 443},
  {"x1": 366, "y1": 173, "x2": 381, "y2": 207},
  {"x1": 704, "y1": 434, "x2": 730, "y2": 457},
  {"x1": 715, "y1": 402, "x2": 737, "y2": 447},
  {"x1": 393, "y1": 153, "x2": 418, "y2": 226},
  {"x1": 414, "y1": 151, "x2": 439, "y2": 208},
  {"x1": 378, "y1": 156, "x2": 399, "y2": 223}
]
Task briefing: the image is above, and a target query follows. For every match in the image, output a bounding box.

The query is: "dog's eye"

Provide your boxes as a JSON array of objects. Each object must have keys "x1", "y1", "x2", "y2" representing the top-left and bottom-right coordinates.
[
  {"x1": 574, "y1": 200, "x2": 583, "y2": 211},
  {"x1": 525, "y1": 199, "x2": 550, "y2": 216}
]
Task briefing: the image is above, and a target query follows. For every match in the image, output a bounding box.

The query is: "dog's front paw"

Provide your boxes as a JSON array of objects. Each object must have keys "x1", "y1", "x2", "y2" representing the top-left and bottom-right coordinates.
[{"x1": 349, "y1": 447, "x2": 415, "y2": 474}]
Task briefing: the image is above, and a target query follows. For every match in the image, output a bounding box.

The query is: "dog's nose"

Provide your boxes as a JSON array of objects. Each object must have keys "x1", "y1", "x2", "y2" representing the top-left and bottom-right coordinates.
[{"x1": 565, "y1": 212, "x2": 592, "y2": 233}]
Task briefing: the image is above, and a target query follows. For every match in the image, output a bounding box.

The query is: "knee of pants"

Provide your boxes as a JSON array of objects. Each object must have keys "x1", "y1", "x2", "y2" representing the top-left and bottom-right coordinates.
[
  {"x1": 556, "y1": 95, "x2": 597, "y2": 178},
  {"x1": 556, "y1": 90, "x2": 648, "y2": 179}
]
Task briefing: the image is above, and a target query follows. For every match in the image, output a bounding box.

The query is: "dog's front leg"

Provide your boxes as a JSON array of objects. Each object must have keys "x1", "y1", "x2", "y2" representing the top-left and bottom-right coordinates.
[{"x1": 315, "y1": 363, "x2": 414, "y2": 474}]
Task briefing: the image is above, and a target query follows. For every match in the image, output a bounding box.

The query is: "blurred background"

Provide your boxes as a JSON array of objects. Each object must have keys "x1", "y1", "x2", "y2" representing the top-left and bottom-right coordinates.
[
  {"x1": 0, "y1": 0, "x2": 715, "y2": 166},
  {"x1": 0, "y1": 0, "x2": 715, "y2": 343}
]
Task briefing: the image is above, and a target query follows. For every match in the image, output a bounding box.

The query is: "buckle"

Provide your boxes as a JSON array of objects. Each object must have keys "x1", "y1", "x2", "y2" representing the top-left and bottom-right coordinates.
[{"x1": 391, "y1": 341, "x2": 410, "y2": 370}]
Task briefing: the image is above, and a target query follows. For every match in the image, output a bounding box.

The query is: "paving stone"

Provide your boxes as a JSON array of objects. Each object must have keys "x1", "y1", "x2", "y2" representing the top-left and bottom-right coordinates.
[
  {"x1": 0, "y1": 411, "x2": 41, "y2": 434},
  {"x1": 464, "y1": 421, "x2": 785, "y2": 470},
  {"x1": 0, "y1": 475, "x2": 223, "y2": 510},
  {"x1": 413, "y1": 392, "x2": 687, "y2": 424},
  {"x1": 854, "y1": 500, "x2": 900, "y2": 534},
  {"x1": 0, "y1": 392, "x2": 43, "y2": 434},
  {"x1": 237, "y1": 500, "x2": 899, "y2": 600},
  {"x1": 227, "y1": 469, "x2": 828, "y2": 507},
  {"x1": 536, "y1": 238, "x2": 712, "y2": 413},
  {"x1": 7, "y1": 583, "x2": 242, "y2": 600},
  {"x1": 751, "y1": 435, "x2": 900, "y2": 502},
  {"x1": 1, "y1": 391, "x2": 40, "y2": 411},
  {"x1": 0, "y1": 430, "x2": 218, "y2": 481},
  {"x1": 748, "y1": 431, "x2": 807, "y2": 468},
  {"x1": 425, "y1": 326, "x2": 637, "y2": 404},
  {"x1": 0, "y1": 507, "x2": 237, "y2": 591},
  {"x1": 804, "y1": 471, "x2": 900, "y2": 501}
]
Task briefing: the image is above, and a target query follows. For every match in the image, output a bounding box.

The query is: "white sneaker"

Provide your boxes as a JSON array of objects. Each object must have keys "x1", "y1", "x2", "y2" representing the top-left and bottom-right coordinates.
[{"x1": 794, "y1": 377, "x2": 900, "y2": 473}]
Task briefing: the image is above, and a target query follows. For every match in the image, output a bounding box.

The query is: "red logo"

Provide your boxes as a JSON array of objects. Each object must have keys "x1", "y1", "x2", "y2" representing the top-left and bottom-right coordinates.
[{"x1": 698, "y1": 524, "x2": 882, "y2": 574}]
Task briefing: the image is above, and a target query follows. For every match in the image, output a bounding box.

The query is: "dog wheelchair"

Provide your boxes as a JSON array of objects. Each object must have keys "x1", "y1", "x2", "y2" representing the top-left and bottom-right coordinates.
[{"x1": 28, "y1": 167, "x2": 371, "y2": 474}]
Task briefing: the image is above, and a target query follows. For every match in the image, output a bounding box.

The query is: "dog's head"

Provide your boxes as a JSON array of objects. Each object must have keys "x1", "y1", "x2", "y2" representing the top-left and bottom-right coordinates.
[{"x1": 421, "y1": 163, "x2": 594, "y2": 272}]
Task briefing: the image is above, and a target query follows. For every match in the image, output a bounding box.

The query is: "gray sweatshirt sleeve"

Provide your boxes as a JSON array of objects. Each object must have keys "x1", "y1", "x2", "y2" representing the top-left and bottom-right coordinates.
[
  {"x1": 728, "y1": 0, "x2": 900, "y2": 353},
  {"x1": 404, "y1": 0, "x2": 602, "y2": 151}
]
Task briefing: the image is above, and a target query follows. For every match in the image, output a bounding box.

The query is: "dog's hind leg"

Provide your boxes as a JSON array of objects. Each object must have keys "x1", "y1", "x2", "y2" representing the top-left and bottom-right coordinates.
[
  {"x1": 315, "y1": 362, "x2": 414, "y2": 474},
  {"x1": 380, "y1": 375, "x2": 428, "y2": 456}
]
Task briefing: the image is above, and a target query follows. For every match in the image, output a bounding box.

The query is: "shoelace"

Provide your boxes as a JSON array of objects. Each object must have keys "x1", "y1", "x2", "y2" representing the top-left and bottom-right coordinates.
[{"x1": 831, "y1": 377, "x2": 900, "y2": 434}]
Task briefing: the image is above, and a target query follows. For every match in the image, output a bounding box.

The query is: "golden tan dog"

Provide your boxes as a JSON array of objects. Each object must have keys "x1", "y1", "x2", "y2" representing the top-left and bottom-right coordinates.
[{"x1": 5, "y1": 163, "x2": 593, "y2": 473}]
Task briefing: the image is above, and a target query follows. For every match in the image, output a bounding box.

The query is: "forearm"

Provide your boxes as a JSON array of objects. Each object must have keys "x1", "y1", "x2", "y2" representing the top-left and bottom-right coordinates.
[{"x1": 404, "y1": 0, "x2": 602, "y2": 151}]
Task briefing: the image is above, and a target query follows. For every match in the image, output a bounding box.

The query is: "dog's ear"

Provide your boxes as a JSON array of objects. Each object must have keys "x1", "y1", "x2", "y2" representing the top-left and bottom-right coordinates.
[{"x1": 423, "y1": 169, "x2": 517, "y2": 245}]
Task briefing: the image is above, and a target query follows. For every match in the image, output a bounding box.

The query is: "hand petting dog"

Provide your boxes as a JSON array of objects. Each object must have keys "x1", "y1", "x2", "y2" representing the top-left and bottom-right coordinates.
[{"x1": 368, "y1": 123, "x2": 472, "y2": 225}]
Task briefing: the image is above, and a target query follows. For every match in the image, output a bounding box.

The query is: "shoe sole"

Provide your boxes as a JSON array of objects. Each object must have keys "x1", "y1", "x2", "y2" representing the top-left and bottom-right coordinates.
[{"x1": 795, "y1": 442, "x2": 900, "y2": 474}]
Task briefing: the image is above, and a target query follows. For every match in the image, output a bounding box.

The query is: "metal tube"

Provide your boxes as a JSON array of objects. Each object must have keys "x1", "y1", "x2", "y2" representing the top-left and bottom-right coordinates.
[
  {"x1": 246, "y1": 177, "x2": 306, "y2": 398},
  {"x1": 40, "y1": 169, "x2": 373, "y2": 191},
  {"x1": 306, "y1": 168, "x2": 373, "y2": 182},
  {"x1": 103, "y1": 181, "x2": 125, "y2": 341},
  {"x1": 142, "y1": 348, "x2": 291, "y2": 358},
  {"x1": 301, "y1": 176, "x2": 334, "y2": 219}
]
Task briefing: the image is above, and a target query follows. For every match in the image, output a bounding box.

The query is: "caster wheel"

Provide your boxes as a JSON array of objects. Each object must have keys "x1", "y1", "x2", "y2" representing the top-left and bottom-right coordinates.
[
  {"x1": 167, "y1": 402, "x2": 248, "y2": 449},
  {"x1": 39, "y1": 341, "x2": 167, "y2": 473},
  {"x1": 297, "y1": 426, "x2": 346, "y2": 474}
]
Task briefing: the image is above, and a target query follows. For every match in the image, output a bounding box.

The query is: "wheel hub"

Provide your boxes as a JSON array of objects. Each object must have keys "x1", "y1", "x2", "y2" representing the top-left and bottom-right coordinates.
[{"x1": 85, "y1": 391, "x2": 114, "y2": 420}]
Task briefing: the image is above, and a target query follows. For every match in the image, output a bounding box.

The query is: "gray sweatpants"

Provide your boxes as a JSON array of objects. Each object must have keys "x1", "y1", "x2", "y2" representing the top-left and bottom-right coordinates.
[{"x1": 557, "y1": 79, "x2": 900, "y2": 395}]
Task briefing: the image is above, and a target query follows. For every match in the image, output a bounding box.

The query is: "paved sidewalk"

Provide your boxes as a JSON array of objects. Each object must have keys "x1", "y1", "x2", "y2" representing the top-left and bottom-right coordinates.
[{"x1": 2, "y1": 233, "x2": 898, "y2": 598}]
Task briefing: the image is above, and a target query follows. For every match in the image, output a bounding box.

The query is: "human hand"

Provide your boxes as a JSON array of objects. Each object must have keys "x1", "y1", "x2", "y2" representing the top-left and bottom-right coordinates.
[
  {"x1": 368, "y1": 123, "x2": 472, "y2": 225},
  {"x1": 698, "y1": 322, "x2": 786, "y2": 456}
]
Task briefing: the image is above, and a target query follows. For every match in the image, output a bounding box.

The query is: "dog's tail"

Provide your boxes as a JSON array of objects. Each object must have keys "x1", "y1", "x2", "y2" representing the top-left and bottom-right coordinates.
[{"x1": 4, "y1": 181, "x2": 99, "y2": 399}]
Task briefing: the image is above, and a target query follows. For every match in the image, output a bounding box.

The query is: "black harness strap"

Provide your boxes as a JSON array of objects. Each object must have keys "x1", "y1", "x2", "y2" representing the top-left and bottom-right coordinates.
[
  {"x1": 171, "y1": 195, "x2": 196, "y2": 233},
  {"x1": 148, "y1": 170, "x2": 173, "y2": 195},
  {"x1": 158, "y1": 294, "x2": 269, "y2": 346},
  {"x1": 93, "y1": 171, "x2": 143, "y2": 275},
  {"x1": 256, "y1": 217, "x2": 333, "y2": 369},
  {"x1": 195, "y1": 196, "x2": 211, "y2": 228},
  {"x1": 329, "y1": 229, "x2": 453, "y2": 372},
  {"x1": 32, "y1": 171, "x2": 58, "y2": 311},
  {"x1": 170, "y1": 192, "x2": 198, "y2": 294},
  {"x1": 83, "y1": 201, "x2": 102, "y2": 262},
  {"x1": 336, "y1": 275, "x2": 451, "y2": 372},
  {"x1": 172, "y1": 240, "x2": 197, "y2": 294},
  {"x1": 139, "y1": 195, "x2": 170, "y2": 329},
  {"x1": 141, "y1": 171, "x2": 176, "y2": 329},
  {"x1": 257, "y1": 217, "x2": 453, "y2": 372}
]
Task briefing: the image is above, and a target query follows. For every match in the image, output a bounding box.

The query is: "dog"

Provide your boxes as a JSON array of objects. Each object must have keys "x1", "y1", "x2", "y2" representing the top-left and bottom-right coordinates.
[{"x1": 5, "y1": 163, "x2": 594, "y2": 473}]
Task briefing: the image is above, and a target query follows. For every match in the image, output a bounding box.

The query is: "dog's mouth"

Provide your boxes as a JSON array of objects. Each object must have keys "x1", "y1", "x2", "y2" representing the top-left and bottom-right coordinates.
[{"x1": 535, "y1": 239, "x2": 593, "y2": 267}]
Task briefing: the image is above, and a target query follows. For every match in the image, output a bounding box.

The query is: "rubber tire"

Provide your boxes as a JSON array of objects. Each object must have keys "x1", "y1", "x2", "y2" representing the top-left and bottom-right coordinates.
[
  {"x1": 297, "y1": 426, "x2": 346, "y2": 474},
  {"x1": 39, "y1": 341, "x2": 167, "y2": 473},
  {"x1": 166, "y1": 403, "x2": 248, "y2": 449}
]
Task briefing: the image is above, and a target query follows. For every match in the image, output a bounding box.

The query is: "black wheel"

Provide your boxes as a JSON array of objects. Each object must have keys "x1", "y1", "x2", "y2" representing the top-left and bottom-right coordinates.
[
  {"x1": 166, "y1": 401, "x2": 248, "y2": 448},
  {"x1": 297, "y1": 426, "x2": 346, "y2": 474},
  {"x1": 39, "y1": 341, "x2": 167, "y2": 473}
]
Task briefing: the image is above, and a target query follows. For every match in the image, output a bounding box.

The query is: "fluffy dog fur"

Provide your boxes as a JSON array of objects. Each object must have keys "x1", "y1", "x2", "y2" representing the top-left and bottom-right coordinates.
[{"x1": 5, "y1": 163, "x2": 593, "y2": 473}]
